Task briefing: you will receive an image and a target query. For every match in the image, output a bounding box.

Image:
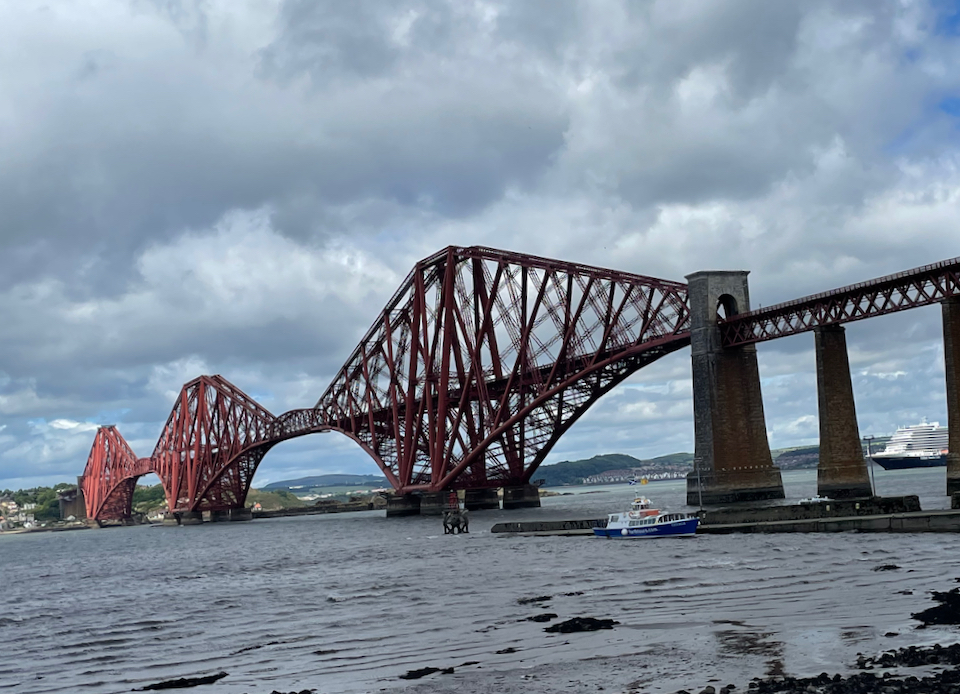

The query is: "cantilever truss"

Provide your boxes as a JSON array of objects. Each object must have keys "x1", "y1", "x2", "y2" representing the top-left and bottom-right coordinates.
[
  {"x1": 311, "y1": 246, "x2": 692, "y2": 492},
  {"x1": 721, "y1": 255, "x2": 960, "y2": 346},
  {"x1": 78, "y1": 247, "x2": 960, "y2": 520},
  {"x1": 80, "y1": 426, "x2": 151, "y2": 520},
  {"x1": 151, "y1": 375, "x2": 277, "y2": 512}
]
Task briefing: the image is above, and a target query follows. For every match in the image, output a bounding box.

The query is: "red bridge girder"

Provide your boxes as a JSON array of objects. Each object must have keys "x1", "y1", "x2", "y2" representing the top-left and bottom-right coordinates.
[
  {"x1": 151, "y1": 375, "x2": 277, "y2": 513},
  {"x1": 81, "y1": 248, "x2": 960, "y2": 520},
  {"x1": 79, "y1": 246, "x2": 692, "y2": 519},
  {"x1": 309, "y1": 246, "x2": 691, "y2": 493},
  {"x1": 721, "y1": 255, "x2": 960, "y2": 347},
  {"x1": 79, "y1": 426, "x2": 151, "y2": 520}
]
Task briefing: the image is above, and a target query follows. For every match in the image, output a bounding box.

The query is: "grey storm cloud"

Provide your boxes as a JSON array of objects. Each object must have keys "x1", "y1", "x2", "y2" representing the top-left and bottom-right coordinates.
[{"x1": 2, "y1": 0, "x2": 960, "y2": 488}]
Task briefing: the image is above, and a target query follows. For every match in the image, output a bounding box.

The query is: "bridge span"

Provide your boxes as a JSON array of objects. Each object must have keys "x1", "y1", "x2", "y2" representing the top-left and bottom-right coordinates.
[{"x1": 78, "y1": 247, "x2": 960, "y2": 521}]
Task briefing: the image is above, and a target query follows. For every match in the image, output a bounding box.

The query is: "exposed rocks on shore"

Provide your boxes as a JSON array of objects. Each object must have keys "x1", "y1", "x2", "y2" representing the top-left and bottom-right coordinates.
[
  {"x1": 912, "y1": 587, "x2": 960, "y2": 626},
  {"x1": 136, "y1": 671, "x2": 227, "y2": 690},
  {"x1": 740, "y1": 667, "x2": 960, "y2": 694},
  {"x1": 543, "y1": 616, "x2": 619, "y2": 633},
  {"x1": 857, "y1": 643, "x2": 960, "y2": 669},
  {"x1": 680, "y1": 645, "x2": 960, "y2": 694}
]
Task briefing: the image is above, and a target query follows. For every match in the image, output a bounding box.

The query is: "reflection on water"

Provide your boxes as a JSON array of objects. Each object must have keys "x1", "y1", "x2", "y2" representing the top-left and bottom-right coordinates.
[{"x1": 1, "y1": 467, "x2": 959, "y2": 694}]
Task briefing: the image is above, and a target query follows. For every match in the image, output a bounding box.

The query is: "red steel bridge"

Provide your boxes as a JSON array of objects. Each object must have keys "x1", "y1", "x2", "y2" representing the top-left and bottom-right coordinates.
[{"x1": 80, "y1": 246, "x2": 960, "y2": 520}]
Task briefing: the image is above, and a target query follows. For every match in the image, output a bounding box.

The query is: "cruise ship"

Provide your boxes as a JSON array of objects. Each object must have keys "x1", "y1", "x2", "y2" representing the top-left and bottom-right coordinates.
[{"x1": 869, "y1": 421, "x2": 949, "y2": 470}]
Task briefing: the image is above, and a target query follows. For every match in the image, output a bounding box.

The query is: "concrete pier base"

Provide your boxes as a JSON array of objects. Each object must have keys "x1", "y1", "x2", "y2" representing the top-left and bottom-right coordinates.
[
  {"x1": 385, "y1": 494, "x2": 421, "y2": 517},
  {"x1": 179, "y1": 511, "x2": 203, "y2": 525},
  {"x1": 815, "y1": 325, "x2": 873, "y2": 499},
  {"x1": 162, "y1": 512, "x2": 180, "y2": 526},
  {"x1": 464, "y1": 488, "x2": 500, "y2": 511},
  {"x1": 229, "y1": 508, "x2": 252, "y2": 522},
  {"x1": 944, "y1": 298, "x2": 960, "y2": 495},
  {"x1": 502, "y1": 484, "x2": 541, "y2": 510},
  {"x1": 686, "y1": 271, "x2": 784, "y2": 505},
  {"x1": 419, "y1": 492, "x2": 452, "y2": 516},
  {"x1": 686, "y1": 468, "x2": 786, "y2": 506},
  {"x1": 209, "y1": 510, "x2": 231, "y2": 522}
]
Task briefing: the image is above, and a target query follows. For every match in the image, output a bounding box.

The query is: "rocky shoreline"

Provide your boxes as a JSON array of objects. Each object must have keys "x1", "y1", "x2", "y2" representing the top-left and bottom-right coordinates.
[{"x1": 677, "y1": 585, "x2": 960, "y2": 694}]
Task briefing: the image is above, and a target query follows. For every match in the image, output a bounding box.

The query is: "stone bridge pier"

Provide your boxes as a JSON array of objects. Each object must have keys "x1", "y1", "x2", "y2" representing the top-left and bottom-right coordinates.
[
  {"x1": 686, "y1": 271, "x2": 784, "y2": 505},
  {"x1": 814, "y1": 325, "x2": 872, "y2": 499},
  {"x1": 944, "y1": 297, "x2": 960, "y2": 495}
]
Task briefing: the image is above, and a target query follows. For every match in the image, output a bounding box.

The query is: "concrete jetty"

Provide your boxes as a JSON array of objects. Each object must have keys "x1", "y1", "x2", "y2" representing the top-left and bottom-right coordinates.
[{"x1": 490, "y1": 496, "x2": 960, "y2": 536}]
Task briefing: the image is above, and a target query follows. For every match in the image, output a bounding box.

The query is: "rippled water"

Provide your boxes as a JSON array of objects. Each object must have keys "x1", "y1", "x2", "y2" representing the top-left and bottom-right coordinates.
[{"x1": 3, "y1": 467, "x2": 960, "y2": 694}]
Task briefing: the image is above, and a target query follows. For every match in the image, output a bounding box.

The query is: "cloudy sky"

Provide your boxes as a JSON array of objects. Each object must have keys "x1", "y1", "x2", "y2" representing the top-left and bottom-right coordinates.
[{"x1": 2, "y1": 0, "x2": 960, "y2": 490}]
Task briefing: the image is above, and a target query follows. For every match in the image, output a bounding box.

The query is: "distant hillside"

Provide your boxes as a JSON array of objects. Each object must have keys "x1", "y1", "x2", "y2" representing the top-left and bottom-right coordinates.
[
  {"x1": 772, "y1": 445, "x2": 819, "y2": 470},
  {"x1": 769, "y1": 437, "x2": 892, "y2": 470},
  {"x1": 261, "y1": 474, "x2": 388, "y2": 491},
  {"x1": 536, "y1": 452, "x2": 694, "y2": 487}
]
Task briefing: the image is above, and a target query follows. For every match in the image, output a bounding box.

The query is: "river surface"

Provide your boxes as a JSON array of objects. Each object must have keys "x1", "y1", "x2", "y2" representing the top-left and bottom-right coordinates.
[{"x1": 3, "y1": 467, "x2": 960, "y2": 694}]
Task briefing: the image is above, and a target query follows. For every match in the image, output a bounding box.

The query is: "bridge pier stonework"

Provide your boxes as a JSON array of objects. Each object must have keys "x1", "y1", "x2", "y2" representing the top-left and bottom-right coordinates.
[
  {"x1": 179, "y1": 511, "x2": 203, "y2": 525},
  {"x1": 385, "y1": 494, "x2": 421, "y2": 517},
  {"x1": 686, "y1": 271, "x2": 784, "y2": 505},
  {"x1": 944, "y1": 297, "x2": 960, "y2": 495},
  {"x1": 210, "y1": 508, "x2": 253, "y2": 522},
  {"x1": 464, "y1": 488, "x2": 500, "y2": 511},
  {"x1": 814, "y1": 325, "x2": 873, "y2": 499},
  {"x1": 502, "y1": 484, "x2": 541, "y2": 509},
  {"x1": 419, "y1": 492, "x2": 450, "y2": 516}
]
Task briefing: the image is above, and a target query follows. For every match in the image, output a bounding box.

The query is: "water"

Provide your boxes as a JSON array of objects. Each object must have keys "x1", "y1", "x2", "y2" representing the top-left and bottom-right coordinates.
[{"x1": 2, "y1": 467, "x2": 960, "y2": 694}]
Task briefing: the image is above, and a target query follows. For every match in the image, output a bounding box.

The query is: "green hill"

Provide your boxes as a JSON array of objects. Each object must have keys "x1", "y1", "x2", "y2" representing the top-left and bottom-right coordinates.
[
  {"x1": 262, "y1": 474, "x2": 388, "y2": 491},
  {"x1": 535, "y1": 452, "x2": 694, "y2": 486}
]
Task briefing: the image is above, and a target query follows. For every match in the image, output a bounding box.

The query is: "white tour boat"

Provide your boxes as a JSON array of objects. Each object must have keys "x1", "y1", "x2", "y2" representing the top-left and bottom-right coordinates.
[{"x1": 593, "y1": 497, "x2": 700, "y2": 539}]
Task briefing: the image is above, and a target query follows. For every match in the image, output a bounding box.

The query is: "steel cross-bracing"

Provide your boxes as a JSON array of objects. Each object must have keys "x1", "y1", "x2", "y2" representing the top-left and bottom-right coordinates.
[
  {"x1": 307, "y1": 246, "x2": 691, "y2": 493},
  {"x1": 721, "y1": 255, "x2": 960, "y2": 347},
  {"x1": 80, "y1": 247, "x2": 960, "y2": 522},
  {"x1": 78, "y1": 246, "x2": 692, "y2": 520},
  {"x1": 79, "y1": 426, "x2": 152, "y2": 520}
]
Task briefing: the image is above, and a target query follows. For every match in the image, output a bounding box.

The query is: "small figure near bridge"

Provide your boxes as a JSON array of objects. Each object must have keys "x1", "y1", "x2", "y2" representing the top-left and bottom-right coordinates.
[{"x1": 443, "y1": 508, "x2": 469, "y2": 534}]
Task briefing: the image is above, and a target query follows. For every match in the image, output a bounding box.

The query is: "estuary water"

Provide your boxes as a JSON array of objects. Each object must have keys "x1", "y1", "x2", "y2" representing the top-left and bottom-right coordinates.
[{"x1": 3, "y1": 467, "x2": 960, "y2": 694}]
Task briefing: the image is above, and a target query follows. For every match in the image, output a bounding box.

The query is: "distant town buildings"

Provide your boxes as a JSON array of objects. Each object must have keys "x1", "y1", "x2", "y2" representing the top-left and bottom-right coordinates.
[
  {"x1": 581, "y1": 469, "x2": 688, "y2": 485},
  {"x1": 0, "y1": 498, "x2": 35, "y2": 527}
]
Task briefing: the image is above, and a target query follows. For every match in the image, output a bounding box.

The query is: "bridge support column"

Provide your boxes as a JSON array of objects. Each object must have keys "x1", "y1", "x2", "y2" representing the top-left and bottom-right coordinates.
[
  {"x1": 162, "y1": 512, "x2": 180, "y2": 526},
  {"x1": 385, "y1": 494, "x2": 421, "y2": 517},
  {"x1": 944, "y1": 297, "x2": 960, "y2": 495},
  {"x1": 209, "y1": 510, "x2": 231, "y2": 522},
  {"x1": 464, "y1": 488, "x2": 500, "y2": 511},
  {"x1": 685, "y1": 271, "x2": 784, "y2": 505},
  {"x1": 815, "y1": 325, "x2": 873, "y2": 499},
  {"x1": 419, "y1": 492, "x2": 452, "y2": 516},
  {"x1": 229, "y1": 508, "x2": 252, "y2": 521},
  {"x1": 179, "y1": 511, "x2": 203, "y2": 525},
  {"x1": 502, "y1": 484, "x2": 541, "y2": 509}
]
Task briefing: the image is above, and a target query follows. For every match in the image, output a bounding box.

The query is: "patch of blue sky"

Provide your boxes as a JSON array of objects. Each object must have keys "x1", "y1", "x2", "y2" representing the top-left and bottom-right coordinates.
[
  {"x1": 882, "y1": 95, "x2": 960, "y2": 157},
  {"x1": 93, "y1": 409, "x2": 131, "y2": 425},
  {"x1": 248, "y1": 390, "x2": 275, "y2": 406},
  {"x1": 940, "y1": 96, "x2": 960, "y2": 117},
  {"x1": 932, "y1": 0, "x2": 960, "y2": 36}
]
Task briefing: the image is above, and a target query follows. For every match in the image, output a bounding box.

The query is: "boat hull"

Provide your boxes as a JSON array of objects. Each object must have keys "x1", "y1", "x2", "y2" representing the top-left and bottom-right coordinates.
[
  {"x1": 871, "y1": 455, "x2": 947, "y2": 470},
  {"x1": 593, "y1": 518, "x2": 699, "y2": 538}
]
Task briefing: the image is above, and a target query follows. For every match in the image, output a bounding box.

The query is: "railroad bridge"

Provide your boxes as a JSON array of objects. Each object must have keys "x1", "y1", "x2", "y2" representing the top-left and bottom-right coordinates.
[{"x1": 78, "y1": 246, "x2": 960, "y2": 522}]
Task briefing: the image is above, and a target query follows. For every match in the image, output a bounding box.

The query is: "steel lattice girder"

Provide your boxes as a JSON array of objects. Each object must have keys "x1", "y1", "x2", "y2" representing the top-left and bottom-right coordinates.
[
  {"x1": 310, "y1": 246, "x2": 691, "y2": 493},
  {"x1": 151, "y1": 375, "x2": 276, "y2": 512},
  {"x1": 78, "y1": 247, "x2": 694, "y2": 513},
  {"x1": 79, "y1": 426, "x2": 151, "y2": 520},
  {"x1": 79, "y1": 248, "x2": 960, "y2": 517},
  {"x1": 720, "y1": 255, "x2": 960, "y2": 347}
]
